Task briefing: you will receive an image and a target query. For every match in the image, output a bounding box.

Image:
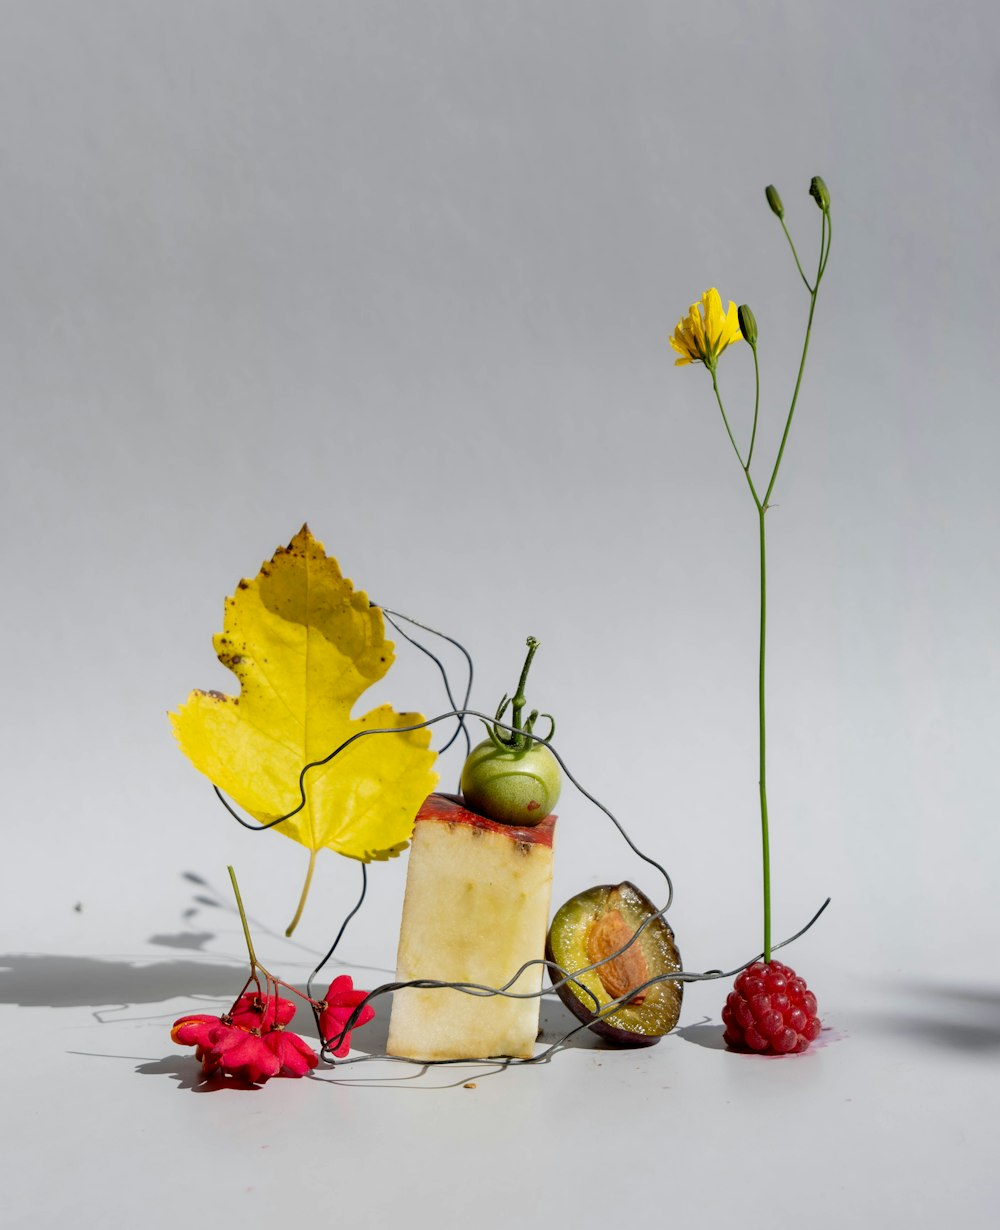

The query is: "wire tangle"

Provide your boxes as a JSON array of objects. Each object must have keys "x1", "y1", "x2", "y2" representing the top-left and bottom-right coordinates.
[{"x1": 211, "y1": 606, "x2": 830, "y2": 1068}]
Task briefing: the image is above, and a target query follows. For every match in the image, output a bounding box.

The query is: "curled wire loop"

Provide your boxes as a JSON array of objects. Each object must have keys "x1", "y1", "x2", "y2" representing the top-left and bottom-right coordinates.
[{"x1": 210, "y1": 607, "x2": 830, "y2": 1068}]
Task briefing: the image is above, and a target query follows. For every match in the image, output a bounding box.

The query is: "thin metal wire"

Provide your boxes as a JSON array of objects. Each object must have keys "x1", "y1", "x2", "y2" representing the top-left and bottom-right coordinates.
[
  {"x1": 212, "y1": 708, "x2": 672, "y2": 915},
  {"x1": 377, "y1": 604, "x2": 473, "y2": 762},
  {"x1": 306, "y1": 862, "x2": 368, "y2": 1002},
  {"x1": 314, "y1": 896, "x2": 831, "y2": 1064},
  {"x1": 208, "y1": 611, "x2": 830, "y2": 1068}
]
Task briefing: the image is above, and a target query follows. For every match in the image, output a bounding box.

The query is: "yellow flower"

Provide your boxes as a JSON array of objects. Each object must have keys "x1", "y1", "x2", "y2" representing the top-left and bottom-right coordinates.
[{"x1": 670, "y1": 289, "x2": 743, "y2": 369}]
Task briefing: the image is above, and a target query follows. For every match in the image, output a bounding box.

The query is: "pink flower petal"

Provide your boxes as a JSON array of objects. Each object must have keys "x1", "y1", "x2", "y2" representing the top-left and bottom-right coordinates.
[
  {"x1": 231, "y1": 993, "x2": 297, "y2": 1030},
  {"x1": 265, "y1": 1029, "x2": 319, "y2": 1077},
  {"x1": 171, "y1": 1013, "x2": 223, "y2": 1049},
  {"x1": 319, "y1": 978, "x2": 375, "y2": 1059},
  {"x1": 210, "y1": 1025, "x2": 282, "y2": 1083}
]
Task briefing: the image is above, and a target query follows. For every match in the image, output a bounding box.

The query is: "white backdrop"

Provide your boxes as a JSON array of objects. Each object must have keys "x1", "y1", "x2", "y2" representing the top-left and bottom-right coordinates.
[{"x1": 2, "y1": 3, "x2": 998, "y2": 1226}]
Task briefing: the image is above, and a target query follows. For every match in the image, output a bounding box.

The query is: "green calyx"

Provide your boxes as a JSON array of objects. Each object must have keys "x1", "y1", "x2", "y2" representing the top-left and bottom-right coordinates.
[
  {"x1": 737, "y1": 303, "x2": 758, "y2": 348},
  {"x1": 484, "y1": 636, "x2": 556, "y2": 753},
  {"x1": 809, "y1": 175, "x2": 831, "y2": 212},
  {"x1": 765, "y1": 184, "x2": 784, "y2": 219}
]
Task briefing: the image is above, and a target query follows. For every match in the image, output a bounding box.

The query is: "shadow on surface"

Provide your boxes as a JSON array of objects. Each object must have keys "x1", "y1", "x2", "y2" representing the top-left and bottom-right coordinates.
[
  {"x1": 862, "y1": 1012, "x2": 1000, "y2": 1052},
  {"x1": 135, "y1": 1054, "x2": 266, "y2": 1093},
  {"x1": 0, "y1": 954, "x2": 250, "y2": 1008},
  {"x1": 676, "y1": 1018, "x2": 727, "y2": 1050},
  {"x1": 537, "y1": 992, "x2": 603, "y2": 1049},
  {"x1": 856, "y1": 976, "x2": 1000, "y2": 1052},
  {"x1": 148, "y1": 932, "x2": 217, "y2": 952},
  {"x1": 905, "y1": 980, "x2": 1000, "y2": 1009}
]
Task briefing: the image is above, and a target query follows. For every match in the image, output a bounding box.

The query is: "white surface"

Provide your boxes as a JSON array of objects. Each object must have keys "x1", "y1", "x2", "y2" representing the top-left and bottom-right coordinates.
[
  {"x1": 3, "y1": 1, "x2": 999, "y2": 1226},
  {"x1": 3, "y1": 925, "x2": 997, "y2": 1227}
]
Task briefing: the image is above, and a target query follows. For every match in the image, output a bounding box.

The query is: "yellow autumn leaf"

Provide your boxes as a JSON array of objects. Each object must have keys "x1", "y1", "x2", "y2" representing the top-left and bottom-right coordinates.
[{"x1": 170, "y1": 526, "x2": 438, "y2": 881}]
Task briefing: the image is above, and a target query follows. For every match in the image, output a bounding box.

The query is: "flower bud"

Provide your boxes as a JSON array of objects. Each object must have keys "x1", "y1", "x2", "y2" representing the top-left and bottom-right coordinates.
[
  {"x1": 737, "y1": 304, "x2": 758, "y2": 347},
  {"x1": 809, "y1": 176, "x2": 830, "y2": 212},
  {"x1": 765, "y1": 184, "x2": 784, "y2": 219}
]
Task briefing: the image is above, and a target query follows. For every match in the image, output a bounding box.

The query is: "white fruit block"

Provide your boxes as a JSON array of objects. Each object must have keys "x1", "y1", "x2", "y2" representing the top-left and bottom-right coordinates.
[{"x1": 387, "y1": 794, "x2": 557, "y2": 1060}]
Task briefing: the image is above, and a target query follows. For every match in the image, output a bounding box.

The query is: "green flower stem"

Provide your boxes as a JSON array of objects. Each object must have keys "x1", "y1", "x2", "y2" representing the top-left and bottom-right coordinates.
[
  {"x1": 819, "y1": 211, "x2": 832, "y2": 280},
  {"x1": 710, "y1": 205, "x2": 830, "y2": 964},
  {"x1": 764, "y1": 214, "x2": 829, "y2": 509},
  {"x1": 711, "y1": 376, "x2": 767, "y2": 958},
  {"x1": 758, "y1": 210, "x2": 829, "y2": 961},
  {"x1": 711, "y1": 370, "x2": 761, "y2": 507},
  {"x1": 746, "y1": 344, "x2": 761, "y2": 473},
  {"x1": 228, "y1": 865, "x2": 258, "y2": 969},
  {"x1": 758, "y1": 507, "x2": 771, "y2": 960},
  {"x1": 285, "y1": 847, "x2": 318, "y2": 938},
  {"x1": 712, "y1": 370, "x2": 748, "y2": 480},
  {"x1": 781, "y1": 218, "x2": 813, "y2": 294}
]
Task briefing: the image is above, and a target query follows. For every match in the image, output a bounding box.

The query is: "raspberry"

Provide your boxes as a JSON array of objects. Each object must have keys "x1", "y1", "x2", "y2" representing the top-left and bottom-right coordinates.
[{"x1": 722, "y1": 960, "x2": 821, "y2": 1055}]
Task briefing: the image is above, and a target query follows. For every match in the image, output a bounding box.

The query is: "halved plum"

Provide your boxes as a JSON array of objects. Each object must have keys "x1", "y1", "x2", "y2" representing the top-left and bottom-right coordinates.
[{"x1": 545, "y1": 882, "x2": 682, "y2": 1047}]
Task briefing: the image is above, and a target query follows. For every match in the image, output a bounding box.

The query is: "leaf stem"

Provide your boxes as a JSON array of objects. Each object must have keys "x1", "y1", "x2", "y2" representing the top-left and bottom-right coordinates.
[
  {"x1": 285, "y1": 847, "x2": 318, "y2": 938},
  {"x1": 228, "y1": 865, "x2": 257, "y2": 969}
]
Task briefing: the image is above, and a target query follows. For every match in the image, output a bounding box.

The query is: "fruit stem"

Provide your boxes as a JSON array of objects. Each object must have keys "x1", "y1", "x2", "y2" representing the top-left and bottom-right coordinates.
[
  {"x1": 228, "y1": 865, "x2": 257, "y2": 969},
  {"x1": 508, "y1": 636, "x2": 539, "y2": 751}
]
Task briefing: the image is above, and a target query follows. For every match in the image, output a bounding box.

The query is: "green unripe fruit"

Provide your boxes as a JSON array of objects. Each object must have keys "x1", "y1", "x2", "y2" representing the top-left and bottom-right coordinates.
[
  {"x1": 460, "y1": 739, "x2": 561, "y2": 827},
  {"x1": 461, "y1": 634, "x2": 561, "y2": 826}
]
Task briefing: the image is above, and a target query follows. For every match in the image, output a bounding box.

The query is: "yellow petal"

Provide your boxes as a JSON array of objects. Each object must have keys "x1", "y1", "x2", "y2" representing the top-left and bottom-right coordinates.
[
  {"x1": 722, "y1": 300, "x2": 742, "y2": 346},
  {"x1": 702, "y1": 288, "x2": 724, "y2": 342},
  {"x1": 688, "y1": 302, "x2": 706, "y2": 355}
]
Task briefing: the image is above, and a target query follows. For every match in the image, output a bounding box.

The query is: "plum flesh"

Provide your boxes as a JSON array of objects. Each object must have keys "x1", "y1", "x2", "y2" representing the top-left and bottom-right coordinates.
[{"x1": 546, "y1": 882, "x2": 683, "y2": 1047}]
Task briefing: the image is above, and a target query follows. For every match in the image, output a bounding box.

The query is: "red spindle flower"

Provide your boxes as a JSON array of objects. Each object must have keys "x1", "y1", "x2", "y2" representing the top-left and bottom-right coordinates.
[
  {"x1": 171, "y1": 1013, "x2": 224, "y2": 1050},
  {"x1": 207, "y1": 1023, "x2": 282, "y2": 1083},
  {"x1": 319, "y1": 975, "x2": 375, "y2": 1058},
  {"x1": 231, "y1": 992, "x2": 297, "y2": 1031},
  {"x1": 265, "y1": 1027, "x2": 319, "y2": 1076}
]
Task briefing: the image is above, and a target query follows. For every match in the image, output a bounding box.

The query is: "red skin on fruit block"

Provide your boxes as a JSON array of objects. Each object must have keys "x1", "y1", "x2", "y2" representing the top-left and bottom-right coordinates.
[{"x1": 416, "y1": 793, "x2": 556, "y2": 848}]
